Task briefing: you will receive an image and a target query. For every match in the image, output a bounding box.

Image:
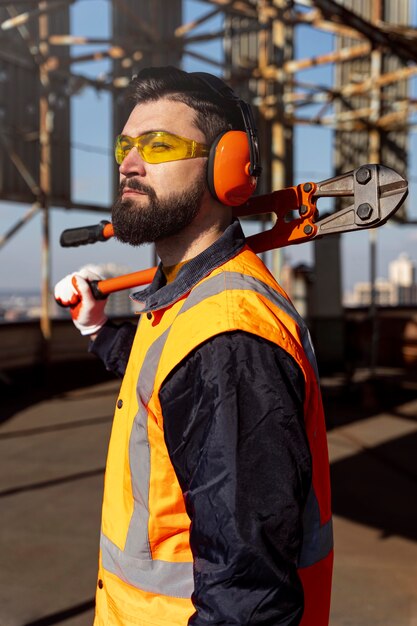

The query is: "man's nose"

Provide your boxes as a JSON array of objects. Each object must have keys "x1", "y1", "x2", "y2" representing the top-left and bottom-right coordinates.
[{"x1": 119, "y1": 147, "x2": 146, "y2": 177}]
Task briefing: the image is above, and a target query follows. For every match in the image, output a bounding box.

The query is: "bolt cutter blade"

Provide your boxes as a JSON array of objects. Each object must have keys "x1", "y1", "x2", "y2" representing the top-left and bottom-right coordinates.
[{"x1": 314, "y1": 164, "x2": 408, "y2": 237}]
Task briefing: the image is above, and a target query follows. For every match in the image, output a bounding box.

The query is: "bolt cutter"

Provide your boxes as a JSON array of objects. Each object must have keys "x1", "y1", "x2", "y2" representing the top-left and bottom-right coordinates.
[{"x1": 59, "y1": 163, "x2": 408, "y2": 299}]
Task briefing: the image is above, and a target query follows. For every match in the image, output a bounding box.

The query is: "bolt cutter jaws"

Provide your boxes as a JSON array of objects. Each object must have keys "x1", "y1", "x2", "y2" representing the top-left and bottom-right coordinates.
[{"x1": 314, "y1": 164, "x2": 408, "y2": 236}]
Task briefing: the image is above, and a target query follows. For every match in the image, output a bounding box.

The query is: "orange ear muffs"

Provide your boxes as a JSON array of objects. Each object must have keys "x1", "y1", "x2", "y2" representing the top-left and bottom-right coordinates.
[{"x1": 207, "y1": 130, "x2": 258, "y2": 206}]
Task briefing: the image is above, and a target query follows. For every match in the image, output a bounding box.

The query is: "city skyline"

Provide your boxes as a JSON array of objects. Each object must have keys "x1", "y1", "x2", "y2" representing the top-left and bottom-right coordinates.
[{"x1": 2, "y1": 250, "x2": 417, "y2": 328}]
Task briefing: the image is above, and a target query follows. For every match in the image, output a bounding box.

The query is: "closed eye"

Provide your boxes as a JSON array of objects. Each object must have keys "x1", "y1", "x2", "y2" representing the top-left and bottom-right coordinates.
[
  {"x1": 120, "y1": 138, "x2": 134, "y2": 149},
  {"x1": 150, "y1": 142, "x2": 174, "y2": 150}
]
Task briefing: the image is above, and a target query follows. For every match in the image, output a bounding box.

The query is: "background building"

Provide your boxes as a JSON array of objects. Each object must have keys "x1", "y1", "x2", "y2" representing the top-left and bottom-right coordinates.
[{"x1": 346, "y1": 252, "x2": 417, "y2": 306}]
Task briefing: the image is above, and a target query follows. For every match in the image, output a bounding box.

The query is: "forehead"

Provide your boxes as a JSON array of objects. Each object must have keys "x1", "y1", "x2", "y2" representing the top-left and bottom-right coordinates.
[{"x1": 122, "y1": 98, "x2": 205, "y2": 142}]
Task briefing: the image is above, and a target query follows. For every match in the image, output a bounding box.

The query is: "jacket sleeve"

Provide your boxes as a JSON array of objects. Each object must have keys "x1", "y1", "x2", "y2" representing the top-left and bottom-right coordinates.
[
  {"x1": 159, "y1": 331, "x2": 312, "y2": 626},
  {"x1": 89, "y1": 320, "x2": 137, "y2": 378}
]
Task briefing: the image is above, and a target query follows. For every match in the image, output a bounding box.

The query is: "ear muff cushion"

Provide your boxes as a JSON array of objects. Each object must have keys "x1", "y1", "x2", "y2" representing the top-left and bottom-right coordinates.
[
  {"x1": 207, "y1": 132, "x2": 225, "y2": 202},
  {"x1": 207, "y1": 130, "x2": 257, "y2": 206}
]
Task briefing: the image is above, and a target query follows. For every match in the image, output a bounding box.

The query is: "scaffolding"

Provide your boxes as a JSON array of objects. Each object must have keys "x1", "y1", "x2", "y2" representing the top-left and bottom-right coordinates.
[{"x1": 0, "y1": 0, "x2": 416, "y2": 357}]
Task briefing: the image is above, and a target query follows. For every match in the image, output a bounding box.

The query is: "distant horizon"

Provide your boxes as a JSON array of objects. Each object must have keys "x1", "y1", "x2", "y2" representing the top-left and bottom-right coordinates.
[
  {"x1": 0, "y1": 288, "x2": 41, "y2": 295},
  {"x1": 1, "y1": 244, "x2": 417, "y2": 299}
]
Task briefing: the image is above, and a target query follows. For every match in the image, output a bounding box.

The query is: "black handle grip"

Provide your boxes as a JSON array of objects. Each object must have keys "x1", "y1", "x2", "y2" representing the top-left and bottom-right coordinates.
[
  {"x1": 89, "y1": 280, "x2": 107, "y2": 300},
  {"x1": 60, "y1": 220, "x2": 110, "y2": 247}
]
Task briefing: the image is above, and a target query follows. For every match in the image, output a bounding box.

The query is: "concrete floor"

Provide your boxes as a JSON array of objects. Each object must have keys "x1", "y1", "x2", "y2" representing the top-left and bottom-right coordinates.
[{"x1": 1, "y1": 367, "x2": 416, "y2": 626}]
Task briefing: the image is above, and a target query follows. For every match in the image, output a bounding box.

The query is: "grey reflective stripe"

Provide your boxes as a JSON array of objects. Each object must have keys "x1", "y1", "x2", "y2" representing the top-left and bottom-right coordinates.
[
  {"x1": 181, "y1": 271, "x2": 320, "y2": 381},
  {"x1": 124, "y1": 400, "x2": 151, "y2": 558},
  {"x1": 101, "y1": 326, "x2": 194, "y2": 596},
  {"x1": 101, "y1": 533, "x2": 194, "y2": 597},
  {"x1": 125, "y1": 328, "x2": 171, "y2": 558},
  {"x1": 298, "y1": 485, "x2": 333, "y2": 568}
]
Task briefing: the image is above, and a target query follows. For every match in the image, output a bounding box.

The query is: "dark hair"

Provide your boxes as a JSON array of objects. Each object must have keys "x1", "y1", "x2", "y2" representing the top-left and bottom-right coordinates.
[{"x1": 127, "y1": 66, "x2": 245, "y2": 145}]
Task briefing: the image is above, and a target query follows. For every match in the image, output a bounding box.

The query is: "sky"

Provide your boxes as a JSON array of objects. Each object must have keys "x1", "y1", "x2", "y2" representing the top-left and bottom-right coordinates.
[{"x1": 0, "y1": 0, "x2": 416, "y2": 296}]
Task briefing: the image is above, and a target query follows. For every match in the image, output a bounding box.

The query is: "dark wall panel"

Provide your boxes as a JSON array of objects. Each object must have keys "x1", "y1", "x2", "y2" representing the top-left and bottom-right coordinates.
[
  {"x1": 334, "y1": 0, "x2": 409, "y2": 219},
  {"x1": 0, "y1": 3, "x2": 71, "y2": 205},
  {"x1": 111, "y1": 0, "x2": 183, "y2": 197}
]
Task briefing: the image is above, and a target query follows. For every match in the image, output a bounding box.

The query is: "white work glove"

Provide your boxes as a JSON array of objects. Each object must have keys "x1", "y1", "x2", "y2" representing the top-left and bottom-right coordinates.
[{"x1": 54, "y1": 266, "x2": 108, "y2": 336}]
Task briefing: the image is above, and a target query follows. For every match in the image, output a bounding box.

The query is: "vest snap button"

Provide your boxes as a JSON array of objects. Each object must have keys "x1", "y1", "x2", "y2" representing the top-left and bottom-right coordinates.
[
  {"x1": 147, "y1": 312, "x2": 152, "y2": 320},
  {"x1": 98, "y1": 579, "x2": 104, "y2": 589},
  {"x1": 117, "y1": 399, "x2": 123, "y2": 409}
]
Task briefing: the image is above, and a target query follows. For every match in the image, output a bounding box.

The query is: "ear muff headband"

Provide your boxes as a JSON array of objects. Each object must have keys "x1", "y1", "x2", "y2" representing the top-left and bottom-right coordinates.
[
  {"x1": 191, "y1": 72, "x2": 262, "y2": 206},
  {"x1": 237, "y1": 99, "x2": 262, "y2": 178}
]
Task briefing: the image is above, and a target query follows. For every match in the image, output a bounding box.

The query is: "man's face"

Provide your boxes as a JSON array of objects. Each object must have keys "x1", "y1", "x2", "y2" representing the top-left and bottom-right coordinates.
[{"x1": 112, "y1": 98, "x2": 210, "y2": 246}]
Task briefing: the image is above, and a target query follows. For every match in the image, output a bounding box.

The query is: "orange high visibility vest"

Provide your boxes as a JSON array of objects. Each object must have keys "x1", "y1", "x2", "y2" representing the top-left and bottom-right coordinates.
[{"x1": 94, "y1": 245, "x2": 333, "y2": 626}]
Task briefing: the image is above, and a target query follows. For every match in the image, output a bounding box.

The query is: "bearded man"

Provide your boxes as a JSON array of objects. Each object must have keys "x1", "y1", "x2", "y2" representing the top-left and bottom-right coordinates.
[{"x1": 55, "y1": 66, "x2": 333, "y2": 626}]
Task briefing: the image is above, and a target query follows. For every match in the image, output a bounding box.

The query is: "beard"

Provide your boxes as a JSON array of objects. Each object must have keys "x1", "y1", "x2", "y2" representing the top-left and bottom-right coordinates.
[{"x1": 111, "y1": 172, "x2": 206, "y2": 247}]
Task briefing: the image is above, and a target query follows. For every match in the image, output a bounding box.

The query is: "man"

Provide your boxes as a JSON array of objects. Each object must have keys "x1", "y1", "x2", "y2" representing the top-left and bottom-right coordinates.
[{"x1": 55, "y1": 66, "x2": 333, "y2": 626}]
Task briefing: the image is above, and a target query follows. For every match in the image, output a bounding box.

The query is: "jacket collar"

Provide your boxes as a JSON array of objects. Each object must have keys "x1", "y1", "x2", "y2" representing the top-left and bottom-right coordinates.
[{"x1": 130, "y1": 219, "x2": 246, "y2": 313}]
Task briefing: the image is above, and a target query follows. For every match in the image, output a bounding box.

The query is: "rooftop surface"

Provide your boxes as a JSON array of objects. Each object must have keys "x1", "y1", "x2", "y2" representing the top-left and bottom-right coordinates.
[{"x1": 1, "y1": 363, "x2": 416, "y2": 626}]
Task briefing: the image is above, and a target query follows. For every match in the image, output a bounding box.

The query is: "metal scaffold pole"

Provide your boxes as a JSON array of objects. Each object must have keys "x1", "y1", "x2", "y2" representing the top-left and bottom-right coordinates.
[
  {"x1": 368, "y1": 0, "x2": 383, "y2": 378},
  {"x1": 270, "y1": 0, "x2": 293, "y2": 282},
  {"x1": 38, "y1": 0, "x2": 52, "y2": 357}
]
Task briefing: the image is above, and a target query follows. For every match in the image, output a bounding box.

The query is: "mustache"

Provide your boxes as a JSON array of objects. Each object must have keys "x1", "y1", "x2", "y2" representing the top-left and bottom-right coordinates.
[{"x1": 119, "y1": 178, "x2": 156, "y2": 196}]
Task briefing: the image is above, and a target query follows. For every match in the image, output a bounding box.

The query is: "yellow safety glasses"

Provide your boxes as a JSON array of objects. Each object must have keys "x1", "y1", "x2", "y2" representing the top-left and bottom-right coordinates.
[{"x1": 114, "y1": 131, "x2": 210, "y2": 165}]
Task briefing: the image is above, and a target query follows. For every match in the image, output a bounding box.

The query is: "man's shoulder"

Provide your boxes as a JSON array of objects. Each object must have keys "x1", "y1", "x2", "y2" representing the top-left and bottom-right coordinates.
[
  {"x1": 194, "y1": 248, "x2": 288, "y2": 317},
  {"x1": 219, "y1": 245, "x2": 275, "y2": 280}
]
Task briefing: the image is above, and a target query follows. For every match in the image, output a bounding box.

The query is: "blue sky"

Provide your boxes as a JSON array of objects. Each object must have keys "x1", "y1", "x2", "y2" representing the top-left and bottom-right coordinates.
[{"x1": 0, "y1": 0, "x2": 416, "y2": 294}]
